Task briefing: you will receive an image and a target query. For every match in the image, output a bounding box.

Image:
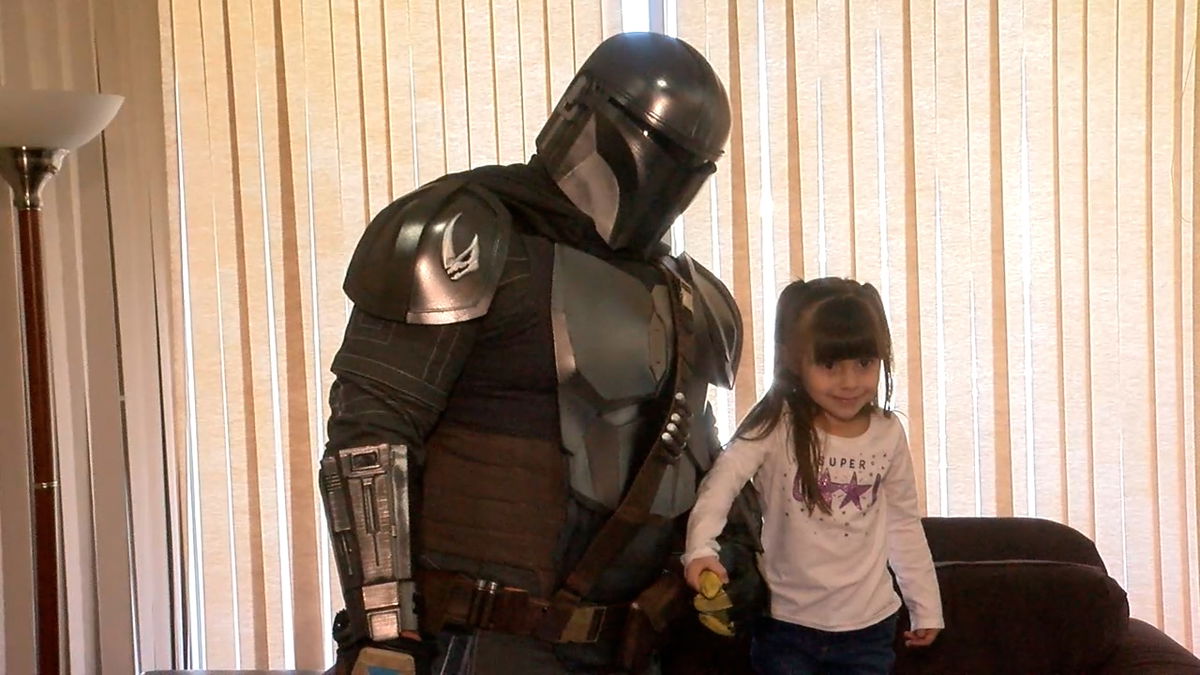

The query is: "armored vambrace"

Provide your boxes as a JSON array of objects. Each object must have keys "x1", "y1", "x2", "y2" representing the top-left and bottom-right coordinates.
[{"x1": 320, "y1": 444, "x2": 419, "y2": 642}]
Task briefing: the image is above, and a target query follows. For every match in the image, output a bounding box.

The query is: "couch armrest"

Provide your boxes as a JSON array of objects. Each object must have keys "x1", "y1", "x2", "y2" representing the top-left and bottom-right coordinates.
[
  {"x1": 892, "y1": 561, "x2": 1128, "y2": 674},
  {"x1": 1092, "y1": 618, "x2": 1200, "y2": 674}
]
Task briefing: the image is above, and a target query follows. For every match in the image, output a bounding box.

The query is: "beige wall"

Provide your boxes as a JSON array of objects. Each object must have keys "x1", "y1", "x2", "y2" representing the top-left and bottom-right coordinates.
[{"x1": 0, "y1": 0, "x2": 176, "y2": 671}]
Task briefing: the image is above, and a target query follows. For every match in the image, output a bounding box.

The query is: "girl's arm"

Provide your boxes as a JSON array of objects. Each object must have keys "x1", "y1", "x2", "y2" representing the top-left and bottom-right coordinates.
[
  {"x1": 683, "y1": 432, "x2": 772, "y2": 566},
  {"x1": 883, "y1": 424, "x2": 945, "y2": 631}
]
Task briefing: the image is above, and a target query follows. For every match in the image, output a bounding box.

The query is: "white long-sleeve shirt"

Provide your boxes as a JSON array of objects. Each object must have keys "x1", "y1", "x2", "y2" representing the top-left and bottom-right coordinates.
[{"x1": 684, "y1": 410, "x2": 944, "y2": 632}]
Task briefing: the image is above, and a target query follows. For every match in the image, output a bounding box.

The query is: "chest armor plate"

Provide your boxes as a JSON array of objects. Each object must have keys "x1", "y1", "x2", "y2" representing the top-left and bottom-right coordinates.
[{"x1": 551, "y1": 245, "x2": 700, "y2": 517}]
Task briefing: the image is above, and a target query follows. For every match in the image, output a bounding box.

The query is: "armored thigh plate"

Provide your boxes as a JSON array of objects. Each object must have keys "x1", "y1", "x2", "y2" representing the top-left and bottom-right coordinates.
[{"x1": 551, "y1": 245, "x2": 700, "y2": 517}]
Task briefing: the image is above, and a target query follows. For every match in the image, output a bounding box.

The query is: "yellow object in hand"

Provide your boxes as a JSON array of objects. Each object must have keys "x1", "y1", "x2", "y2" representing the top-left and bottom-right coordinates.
[
  {"x1": 698, "y1": 569, "x2": 724, "y2": 599},
  {"x1": 693, "y1": 569, "x2": 735, "y2": 636}
]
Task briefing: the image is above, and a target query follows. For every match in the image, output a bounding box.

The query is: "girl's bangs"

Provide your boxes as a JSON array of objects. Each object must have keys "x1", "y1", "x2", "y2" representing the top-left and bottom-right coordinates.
[
  {"x1": 811, "y1": 329, "x2": 880, "y2": 364},
  {"x1": 807, "y1": 301, "x2": 883, "y2": 363}
]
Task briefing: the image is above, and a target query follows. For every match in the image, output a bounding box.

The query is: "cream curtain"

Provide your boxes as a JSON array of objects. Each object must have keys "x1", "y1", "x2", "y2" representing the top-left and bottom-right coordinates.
[{"x1": 161, "y1": 0, "x2": 1199, "y2": 669}]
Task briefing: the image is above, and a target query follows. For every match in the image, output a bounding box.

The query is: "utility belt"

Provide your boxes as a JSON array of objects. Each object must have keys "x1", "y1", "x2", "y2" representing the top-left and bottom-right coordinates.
[
  {"x1": 418, "y1": 569, "x2": 626, "y2": 643},
  {"x1": 419, "y1": 568, "x2": 689, "y2": 670}
]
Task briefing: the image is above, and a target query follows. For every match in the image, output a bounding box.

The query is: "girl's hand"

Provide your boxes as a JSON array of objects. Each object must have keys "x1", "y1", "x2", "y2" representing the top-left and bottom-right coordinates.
[
  {"x1": 904, "y1": 627, "x2": 940, "y2": 647},
  {"x1": 684, "y1": 556, "x2": 728, "y2": 592}
]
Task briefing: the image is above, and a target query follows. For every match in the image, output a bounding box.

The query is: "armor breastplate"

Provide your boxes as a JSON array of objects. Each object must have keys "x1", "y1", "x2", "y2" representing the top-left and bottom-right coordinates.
[{"x1": 552, "y1": 244, "x2": 703, "y2": 517}]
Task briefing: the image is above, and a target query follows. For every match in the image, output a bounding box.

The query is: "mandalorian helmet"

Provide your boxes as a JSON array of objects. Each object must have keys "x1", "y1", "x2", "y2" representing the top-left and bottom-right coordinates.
[{"x1": 536, "y1": 32, "x2": 731, "y2": 259}]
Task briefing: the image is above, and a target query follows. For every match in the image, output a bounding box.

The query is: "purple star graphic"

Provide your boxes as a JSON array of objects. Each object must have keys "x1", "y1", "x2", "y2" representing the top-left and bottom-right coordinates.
[
  {"x1": 817, "y1": 469, "x2": 841, "y2": 504},
  {"x1": 839, "y1": 472, "x2": 873, "y2": 510}
]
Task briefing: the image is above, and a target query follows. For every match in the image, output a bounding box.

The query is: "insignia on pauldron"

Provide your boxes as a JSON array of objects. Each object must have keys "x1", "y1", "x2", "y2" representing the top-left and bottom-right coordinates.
[{"x1": 442, "y1": 214, "x2": 480, "y2": 281}]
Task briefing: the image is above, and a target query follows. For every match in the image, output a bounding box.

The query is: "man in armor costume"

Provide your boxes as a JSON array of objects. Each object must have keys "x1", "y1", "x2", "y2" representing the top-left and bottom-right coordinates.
[{"x1": 319, "y1": 32, "x2": 759, "y2": 675}]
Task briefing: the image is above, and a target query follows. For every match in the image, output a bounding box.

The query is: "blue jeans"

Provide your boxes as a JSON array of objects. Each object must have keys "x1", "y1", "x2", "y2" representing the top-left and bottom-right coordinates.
[{"x1": 750, "y1": 613, "x2": 899, "y2": 675}]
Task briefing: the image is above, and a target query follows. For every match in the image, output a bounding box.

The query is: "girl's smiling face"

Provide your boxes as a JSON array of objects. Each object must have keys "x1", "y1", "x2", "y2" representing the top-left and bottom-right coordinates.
[
  {"x1": 798, "y1": 356, "x2": 880, "y2": 436},
  {"x1": 778, "y1": 287, "x2": 889, "y2": 436}
]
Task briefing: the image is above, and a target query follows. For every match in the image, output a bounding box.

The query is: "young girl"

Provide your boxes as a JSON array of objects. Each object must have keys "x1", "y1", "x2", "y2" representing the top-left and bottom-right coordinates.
[{"x1": 684, "y1": 277, "x2": 943, "y2": 675}]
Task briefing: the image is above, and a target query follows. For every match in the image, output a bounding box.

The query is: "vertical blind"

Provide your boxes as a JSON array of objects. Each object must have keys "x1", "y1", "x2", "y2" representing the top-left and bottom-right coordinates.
[{"x1": 162, "y1": 0, "x2": 1198, "y2": 668}]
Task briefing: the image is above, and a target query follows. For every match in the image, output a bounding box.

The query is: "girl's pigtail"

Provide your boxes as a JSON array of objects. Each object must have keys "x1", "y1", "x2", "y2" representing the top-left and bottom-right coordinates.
[{"x1": 858, "y1": 282, "x2": 894, "y2": 412}]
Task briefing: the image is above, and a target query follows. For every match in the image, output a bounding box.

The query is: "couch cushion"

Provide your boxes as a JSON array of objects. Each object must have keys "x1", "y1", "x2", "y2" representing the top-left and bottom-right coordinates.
[{"x1": 893, "y1": 560, "x2": 1129, "y2": 674}]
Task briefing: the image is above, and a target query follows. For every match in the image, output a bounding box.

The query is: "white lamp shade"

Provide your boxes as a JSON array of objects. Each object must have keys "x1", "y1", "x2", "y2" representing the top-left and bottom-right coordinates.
[{"x1": 0, "y1": 88, "x2": 124, "y2": 150}]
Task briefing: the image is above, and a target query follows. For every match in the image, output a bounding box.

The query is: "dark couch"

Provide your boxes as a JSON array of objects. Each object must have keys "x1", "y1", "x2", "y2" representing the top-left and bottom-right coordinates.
[
  {"x1": 892, "y1": 517, "x2": 1200, "y2": 674},
  {"x1": 667, "y1": 516, "x2": 1199, "y2": 674}
]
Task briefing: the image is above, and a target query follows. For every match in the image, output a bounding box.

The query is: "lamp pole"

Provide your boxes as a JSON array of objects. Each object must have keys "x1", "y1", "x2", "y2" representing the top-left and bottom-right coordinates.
[{"x1": 1, "y1": 146, "x2": 68, "y2": 674}]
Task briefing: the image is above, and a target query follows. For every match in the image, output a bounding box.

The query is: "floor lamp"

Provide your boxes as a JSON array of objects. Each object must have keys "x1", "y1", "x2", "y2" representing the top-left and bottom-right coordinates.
[{"x1": 0, "y1": 88, "x2": 123, "y2": 673}]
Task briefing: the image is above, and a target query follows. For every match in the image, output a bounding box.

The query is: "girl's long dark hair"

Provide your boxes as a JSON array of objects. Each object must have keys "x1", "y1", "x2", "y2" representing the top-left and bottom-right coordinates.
[{"x1": 731, "y1": 278, "x2": 894, "y2": 514}]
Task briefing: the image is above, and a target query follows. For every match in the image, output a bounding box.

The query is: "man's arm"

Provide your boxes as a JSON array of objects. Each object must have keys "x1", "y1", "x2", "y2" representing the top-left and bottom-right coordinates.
[
  {"x1": 319, "y1": 177, "x2": 512, "y2": 673},
  {"x1": 319, "y1": 308, "x2": 480, "y2": 673}
]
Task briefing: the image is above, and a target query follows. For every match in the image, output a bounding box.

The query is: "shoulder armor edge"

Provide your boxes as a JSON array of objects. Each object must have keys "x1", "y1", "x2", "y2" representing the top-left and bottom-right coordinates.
[{"x1": 676, "y1": 254, "x2": 742, "y2": 388}]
